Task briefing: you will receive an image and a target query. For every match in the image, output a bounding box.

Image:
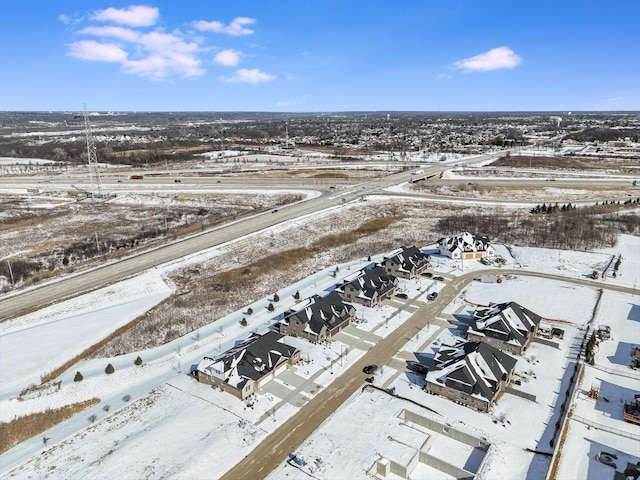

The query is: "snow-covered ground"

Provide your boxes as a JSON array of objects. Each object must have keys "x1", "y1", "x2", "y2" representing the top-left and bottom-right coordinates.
[{"x1": 1, "y1": 227, "x2": 638, "y2": 479}]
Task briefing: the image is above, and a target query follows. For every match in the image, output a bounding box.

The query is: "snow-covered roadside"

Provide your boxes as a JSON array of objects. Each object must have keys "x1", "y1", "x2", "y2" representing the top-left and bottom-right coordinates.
[
  {"x1": 1, "y1": 198, "x2": 638, "y2": 479},
  {"x1": 0, "y1": 272, "x2": 172, "y2": 400}
]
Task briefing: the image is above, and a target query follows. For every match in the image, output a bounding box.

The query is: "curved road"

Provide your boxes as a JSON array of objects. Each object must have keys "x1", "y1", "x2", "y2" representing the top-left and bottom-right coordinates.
[{"x1": 220, "y1": 268, "x2": 637, "y2": 479}]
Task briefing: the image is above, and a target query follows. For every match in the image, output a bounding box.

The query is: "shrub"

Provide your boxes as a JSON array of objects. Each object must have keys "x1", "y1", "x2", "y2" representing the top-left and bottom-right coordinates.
[
  {"x1": 105, "y1": 363, "x2": 115, "y2": 375},
  {"x1": 240, "y1": 318, "x2": 248, "y2": 327},
  {"x1": 273, "y1": 293, "x2": 280, "y2": 302},
  {"x1": 102, "y1": 404, "x2": 110, "y2": 412},
  {"x1": 247, "y1": 307, "x2": 253, "y2": 315},
  {"x1": 268, "y1": 303, "x2": 274, "y2": 312},
  {"x1": 73, "y1": 371, "x2": 83, "y2": 382},
  {"x1": 294, "y1": 290, "x2": 300, "y2": 300},
  {"x1": 122, "y1": 394, "x2": 131, "y2": 402},
  {"x1": 88, "y1": 414, "x2": 97, "y2": 423},
  {"x1": 134, "y1": 356, "x2": 143, "y2": 366}
]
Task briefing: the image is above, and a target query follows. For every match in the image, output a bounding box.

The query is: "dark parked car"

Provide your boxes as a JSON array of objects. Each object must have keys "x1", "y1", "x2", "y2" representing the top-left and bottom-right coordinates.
[
  {"x1": 272, "y1": 209, "x2": 278, "y2": 213},
  {"x1": 395, "y1": 293, "x2": 408, "y2": 299},
  {"x1": 363, "y1": 364, "x2": 378, "y2": 375},
  {"x1": 421, "y1": 272, "x2": 433, "y2": 278},
  {"x1": 433, "y1": 276, "x2": 445, "y2": 281},
  {"x1": 427, "y1": 292, "x2": 438, "y2": 301}
]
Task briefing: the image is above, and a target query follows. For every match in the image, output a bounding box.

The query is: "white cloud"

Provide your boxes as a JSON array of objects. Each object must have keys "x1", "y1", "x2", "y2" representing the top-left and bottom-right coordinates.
[
  {"x1": 222, "y1": 68, "x2": 276, "y2": 84},
  {"x1": 276, "y1": 95, "x2": 309, "y2": 107},
  {"x1": 80, "y1": 26, "x2": 141, "y2": 42},
  {"x1": 436, "y1": 73, "x2": 451, "y2": 80},
  {"x1": 214, "y1": 49, "x2": 241, "y2": 67},
  {"x1": 91, "y1": 5, "x2": 159, "y2": 27},
  {"x1": 193, "y1": 17, "x2": 255, "y2": 36},
  {"x1": 67, "y1": 40, "x2": 128, "y2": 62},
  {"x1": 453, "y1": 46, "x2": 522, "y2": 72},
  {"x1": 606, "y1": 96, "x2": 623, "y2": 102},
  {"x1": 66, "y1": 7, "x2": 267, "y2": 81},
  {"x1": 58, "y1": 13, "x2": 83, "y2": 25}
]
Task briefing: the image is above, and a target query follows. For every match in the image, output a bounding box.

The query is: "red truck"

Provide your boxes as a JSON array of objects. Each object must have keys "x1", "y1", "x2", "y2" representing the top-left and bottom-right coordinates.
[{"x1": 129, "y1": 174, "x2": 144, "y2": 180}]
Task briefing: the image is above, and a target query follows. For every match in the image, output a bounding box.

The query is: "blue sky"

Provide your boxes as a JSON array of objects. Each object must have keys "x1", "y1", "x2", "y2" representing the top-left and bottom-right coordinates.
[{"x1": 1, "y1": 1, "x2": 638, "y2": 112}]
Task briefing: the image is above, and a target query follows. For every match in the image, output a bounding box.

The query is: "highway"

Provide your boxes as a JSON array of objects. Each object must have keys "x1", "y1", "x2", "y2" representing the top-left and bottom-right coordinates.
[{"x1": 0, "y1": 166, "x2": 425, "y2": 320}]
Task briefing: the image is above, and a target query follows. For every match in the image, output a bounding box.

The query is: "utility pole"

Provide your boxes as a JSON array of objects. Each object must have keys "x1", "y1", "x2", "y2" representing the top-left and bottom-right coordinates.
[{"x1": 83, "y1": 104, "x2": 103, "y2": 199}]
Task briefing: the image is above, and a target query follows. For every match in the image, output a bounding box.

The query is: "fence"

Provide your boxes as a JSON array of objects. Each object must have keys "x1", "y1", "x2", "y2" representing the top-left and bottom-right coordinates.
[
  {"x1": 571, "y1": 414, "x2": 640, "y2": 441},
  {"x1": 591, "y1": 363, "x2": 640, "y2": 380},
  {"x1": 505, "y1": 387, "x2": 537, "y2": 403}
]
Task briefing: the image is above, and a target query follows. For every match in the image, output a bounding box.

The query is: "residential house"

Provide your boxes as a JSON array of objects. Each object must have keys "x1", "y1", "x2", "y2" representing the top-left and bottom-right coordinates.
[
  {"x1": 437, "y1": 232, "x2": 495, "y2": 260},
  {"x1": 337, "y1": 265, "x2": 398, "y2": 307},
  {"x1": 380, "y1": 246, "x2": 430, "y2": 279},
  {"x1": 193, "y1": 331, "x2": 300, "y2": 399},
  {"x1": 278, "y1": 290, "x2": 356, "y2": 343},
  {"x1": 468, "y1": 301, "x2": 542, "y2": 355},
  {"x1": 424, "y1": 340, "x2": 517, "y2": 412}
]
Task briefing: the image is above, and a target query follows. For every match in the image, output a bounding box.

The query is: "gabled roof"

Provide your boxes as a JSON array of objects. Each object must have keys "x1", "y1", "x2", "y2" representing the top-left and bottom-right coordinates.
[
  {"x1": 198, "y1": 331, "x2": 298, "y2": 389},
  {"x1": 338, "y1": 265, "x2": 397, "y2": 300},
  {"x1": 283, "y1": 290, "x2": 353, "y2": 335},
  {"x1": 470, "y1": 301, "x2": 541, "y2": 348},
  {"x1": 428, "y1": 340, "x2": 516, "y2": 401},
  {"x1": 382, "y1": 246, "x2": 430, "y2": 273},
  {"x1": 437, "y1": 232, "x2": 492, "y2": 253}
]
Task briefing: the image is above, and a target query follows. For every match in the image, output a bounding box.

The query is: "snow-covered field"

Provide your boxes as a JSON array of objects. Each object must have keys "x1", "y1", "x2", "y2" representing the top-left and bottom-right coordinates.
[{"x1": 1, "y1": 206, "x2": 638, "y2": 480}]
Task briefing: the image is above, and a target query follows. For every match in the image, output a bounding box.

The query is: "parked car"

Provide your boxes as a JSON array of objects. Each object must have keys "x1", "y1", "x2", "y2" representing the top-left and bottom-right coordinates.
[
  {"x1": 421, "y1": 272, "x2": 433, "y2": 278},
  {"x1": 395, "y1": 293, "x2": 408, "y2": 300},
  {"x1": 433, "y1": 276, "x2": 445, "y2": 281},
  {"x1": 427, "y1": 292, "x2": 438, "y2": 301},
  {"x1": 272, "y1": 209, "x2": 278, "y2": 213},
  {"x1": 363, "y1": 364, "x2": 378, "y2": 375}
]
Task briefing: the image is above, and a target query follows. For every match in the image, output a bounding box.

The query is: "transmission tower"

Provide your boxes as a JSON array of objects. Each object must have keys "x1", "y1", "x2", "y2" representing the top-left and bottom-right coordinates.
[{"x1": 83, "y1": 104, "x2": 103, "y2": 198}]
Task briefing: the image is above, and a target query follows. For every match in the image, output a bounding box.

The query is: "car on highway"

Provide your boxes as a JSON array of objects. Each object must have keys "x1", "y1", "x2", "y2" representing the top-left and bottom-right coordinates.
[
  {"x1": 363, "y1": 364, "x2": 378, "y2": 375},
  {"x1": 272, "y1": 209, "x2": 278, "y2": 213},
  {"x1": 394, "y1": 293, "x2": 408, "y2": 300},
  {"x1": 427, "y1": 292, "x2": 438, "y2": 301},
  {"x1": 174, "y1": 179, "x2": 181, "y2": 183},
  {"x1": 433, "y1": 276, "x2": 445, "y2": 281}
]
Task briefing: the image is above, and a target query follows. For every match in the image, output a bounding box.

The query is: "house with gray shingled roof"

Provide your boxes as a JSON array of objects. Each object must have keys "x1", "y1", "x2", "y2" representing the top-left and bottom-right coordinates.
[
  {"x1": 468, "y1": 301, "x2": 542, "y2": 355},
  {"x1": 193, "y1": 331, "x2": 300, "y2": 399},
  {"x1": 336, "y1": 265, "x2": 398, "y2": 307},
  {"x1": 278, "y1": 290, "x2": 356, "y2": 343},
  {"x1": 425, "y1": 340, "x2": 517, "y2": 412},
  {"x1": 380, "y1": 245, "x2": 430, "y2": 279}
]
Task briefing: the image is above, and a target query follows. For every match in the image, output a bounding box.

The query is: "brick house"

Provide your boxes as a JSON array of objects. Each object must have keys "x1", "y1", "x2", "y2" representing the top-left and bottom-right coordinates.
[
  {"x1": 278, "y1": 290, "x2": 356, "y2": 343},
  {"x1": 380, "y1": 246, "x2": 430, "y2": 279},
  {"x1": 468, "y1": 301, "x2": 542, "y2": 355},
  {"x1": 193, "y1": 331, "x2": 300, "y2": 400},
  {"x1": 425, "y1": 340, "x2": 517, "y2": 412},
  {"x1": 337, "y1": 265, "x2": 398, "y2": 307}
]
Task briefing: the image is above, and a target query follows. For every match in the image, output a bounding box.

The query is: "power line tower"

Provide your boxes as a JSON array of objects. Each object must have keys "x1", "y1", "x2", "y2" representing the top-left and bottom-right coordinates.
[{"x1": 83, "y1": 104, "x2": 103, "y2": 199}]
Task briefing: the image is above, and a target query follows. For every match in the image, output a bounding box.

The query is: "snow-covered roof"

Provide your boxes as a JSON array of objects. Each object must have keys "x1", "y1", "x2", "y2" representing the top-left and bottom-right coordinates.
[
  {"x1": 198, "y1": 331, "x2": 299, "y2": 389},
  {"x1": 428, "y1": 341, "x2": 517, "y2": 402},
  {"x1": 470, "y1": 301, "x2": 542, "y2": 349}
]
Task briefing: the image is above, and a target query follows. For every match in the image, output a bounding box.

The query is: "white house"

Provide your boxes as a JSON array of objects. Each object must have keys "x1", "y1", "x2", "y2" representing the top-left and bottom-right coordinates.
[{"x1": 437, "y1": 232, "x2": 495, "y2": 260}]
